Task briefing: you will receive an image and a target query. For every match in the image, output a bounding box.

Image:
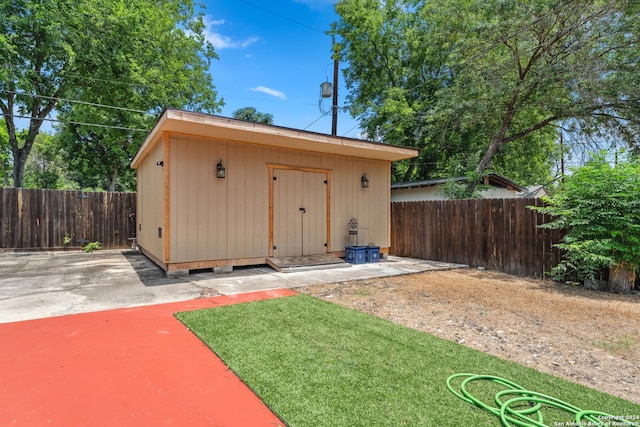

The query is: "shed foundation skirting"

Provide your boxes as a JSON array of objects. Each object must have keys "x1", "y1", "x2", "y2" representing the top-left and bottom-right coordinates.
[
  {"x1": 165, "y1": 257, "x2": 268, "y2": 274},
  {"x1": 139, "y1": 246, "x2": 389, "y2": 275},
  {"x1": 139, "y1": 246, "x2": 266, "y2": 274}
]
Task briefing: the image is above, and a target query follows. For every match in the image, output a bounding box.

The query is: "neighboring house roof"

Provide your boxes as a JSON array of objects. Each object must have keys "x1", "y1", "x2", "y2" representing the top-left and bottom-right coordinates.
[
  {"x1": 131, "y1": 109, "x2": 419, "y2": 168},
  {"x1": 516, "y1": 185, "x2": 548, "y2": 198},
  {"x1": 391, "y1": 172, "x2": 526, "y2": 192}
]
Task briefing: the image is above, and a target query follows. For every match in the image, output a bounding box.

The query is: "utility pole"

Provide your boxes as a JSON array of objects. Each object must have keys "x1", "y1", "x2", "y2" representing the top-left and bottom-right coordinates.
[
  {"x1": 331, "y1": 35, "x2": 338, "y2": 136},
  {"x1": 560, "y1": 132, "x2": 565, "y2": 178}
]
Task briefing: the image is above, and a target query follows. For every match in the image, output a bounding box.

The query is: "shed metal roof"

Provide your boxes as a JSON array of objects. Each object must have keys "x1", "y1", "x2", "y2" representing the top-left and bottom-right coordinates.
[{"x1": 131, "y1": 109, "x2": 419, "y2": 168}]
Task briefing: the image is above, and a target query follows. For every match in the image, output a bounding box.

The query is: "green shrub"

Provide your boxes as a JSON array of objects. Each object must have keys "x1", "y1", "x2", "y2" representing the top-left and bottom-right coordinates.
[
  {"x1": 83, "y1": 241, "x2": 102, "y2": 252},
  {"x1": 532, "y1": 152, "x2": 640, "y2": 286}
]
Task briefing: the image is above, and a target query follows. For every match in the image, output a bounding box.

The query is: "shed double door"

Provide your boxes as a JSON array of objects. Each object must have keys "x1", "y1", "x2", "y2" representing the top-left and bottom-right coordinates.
[{"x1": 273, "y1": 169, "x2": 327, "y2": 257}]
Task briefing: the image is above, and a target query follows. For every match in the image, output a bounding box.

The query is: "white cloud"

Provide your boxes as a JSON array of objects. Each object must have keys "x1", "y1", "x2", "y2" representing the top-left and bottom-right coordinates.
[
  {"x1": 203, "y1": 16, "x2": 259, "y2": 50},
  {"x1": 208, "y1": 18, "x2": 225, "y2": 26},
  {"x1": 249, "y1": 86, "x2": 287, "y2": 100}
]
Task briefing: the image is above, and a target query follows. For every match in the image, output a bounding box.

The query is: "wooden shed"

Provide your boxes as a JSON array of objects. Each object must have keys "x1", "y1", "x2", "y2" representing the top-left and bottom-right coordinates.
[{"x1": 131, "y1": 109, "x2": 418, "y2": 274}]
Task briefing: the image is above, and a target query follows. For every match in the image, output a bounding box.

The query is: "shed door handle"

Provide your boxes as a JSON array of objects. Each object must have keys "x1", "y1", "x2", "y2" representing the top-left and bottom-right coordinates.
[{"x1": 299, "y1": 207, "x2": 306, "y2": 213}]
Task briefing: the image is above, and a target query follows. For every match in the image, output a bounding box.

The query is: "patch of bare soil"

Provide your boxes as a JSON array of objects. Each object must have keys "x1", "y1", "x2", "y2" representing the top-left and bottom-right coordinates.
[{"x1": 296, "y1": 269, "x2": 640, "y2": 404}]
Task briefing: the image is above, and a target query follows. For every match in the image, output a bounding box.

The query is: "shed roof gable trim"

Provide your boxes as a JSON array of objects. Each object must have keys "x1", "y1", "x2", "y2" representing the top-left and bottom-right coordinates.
[{"x1": 131, "y1": 109, "x2": 419, "y2": 168}]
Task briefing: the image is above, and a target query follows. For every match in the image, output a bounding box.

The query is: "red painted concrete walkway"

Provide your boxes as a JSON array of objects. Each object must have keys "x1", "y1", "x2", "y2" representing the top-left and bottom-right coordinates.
[{"x1": 0, "y1": 289, "x2": 296, "y2": 426}]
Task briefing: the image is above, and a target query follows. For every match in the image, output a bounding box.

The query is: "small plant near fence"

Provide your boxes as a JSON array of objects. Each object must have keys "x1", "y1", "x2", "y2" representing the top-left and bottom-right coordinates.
[{"x1": 82, "y1": 241, "x2": 102, "y2": 252}]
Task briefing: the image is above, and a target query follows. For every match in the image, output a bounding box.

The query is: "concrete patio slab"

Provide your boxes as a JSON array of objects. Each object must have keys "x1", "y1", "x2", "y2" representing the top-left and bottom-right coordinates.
[{"x1": 0, "y1": 249, "x2": 467, "y2": 323}]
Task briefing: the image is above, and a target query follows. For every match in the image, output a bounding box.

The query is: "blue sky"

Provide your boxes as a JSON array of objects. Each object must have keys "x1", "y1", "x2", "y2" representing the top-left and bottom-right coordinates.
[
  {"x1": 200, "y1": 0, "x2": 362, "y2": 137},
  {"x1": 10, "y1": 0, "x2": 361, "y2": 139}
]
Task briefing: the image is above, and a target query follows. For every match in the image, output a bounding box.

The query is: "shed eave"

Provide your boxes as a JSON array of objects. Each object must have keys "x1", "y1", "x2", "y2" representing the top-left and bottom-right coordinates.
[{"x1": 131, "y1": 113, "x2": 168, "y2": 169}]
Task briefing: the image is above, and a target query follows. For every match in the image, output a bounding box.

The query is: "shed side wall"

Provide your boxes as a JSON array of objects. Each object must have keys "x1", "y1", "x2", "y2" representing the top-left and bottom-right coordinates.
[{"x1": 136, "y1": 141, "x2": 165, "y2": 261}]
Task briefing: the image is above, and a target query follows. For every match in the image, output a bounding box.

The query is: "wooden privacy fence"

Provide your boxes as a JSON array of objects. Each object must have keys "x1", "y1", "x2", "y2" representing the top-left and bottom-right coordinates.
[
  {"x1": 391, "y1": 198, "x2": 563, "y2": 277},
  {"x1": 0, "y1": 188, "x2": 136, "y2": 250}
]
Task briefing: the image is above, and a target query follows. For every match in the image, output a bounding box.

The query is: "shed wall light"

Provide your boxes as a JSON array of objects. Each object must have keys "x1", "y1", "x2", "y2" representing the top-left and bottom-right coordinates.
[
  {"x1": 361, "y1": 173, "x2": 369, "y2": 188},
  {"x1": 216, "y1": 160, "x2": 226, "y2": 178}
]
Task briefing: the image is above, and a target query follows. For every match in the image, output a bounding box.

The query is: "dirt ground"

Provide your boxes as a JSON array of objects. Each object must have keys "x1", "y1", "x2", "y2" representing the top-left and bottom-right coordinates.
[{"x1": 296, "y1": 268, "x2": 640, "y2": 405}]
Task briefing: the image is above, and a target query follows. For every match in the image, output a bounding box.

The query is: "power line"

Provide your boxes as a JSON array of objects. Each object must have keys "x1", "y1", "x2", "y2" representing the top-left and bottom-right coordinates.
[
  {"x1": 341, "y1": 122, "x2": 362, "y2": 138},
  {"x1": 235, "y1": 0, "x2": 327, "y2": 34},
  {"x1": 63, "y1": 73, "x2": 154, "y2": 89},
  {"x1": 303, "y1": 112, "x2": 330, "y2": 130},
  {"x1": 1, "y1": 90, "x2": 152, "y2": 115},
  {"x1": 225, "y1": 93, "x2": 317, "y2": 107},
  {"x1": 0, "y1": 112, "x2": 149, "y2": 132},
  {"x1": 2, "y1": 85, "x2": 352, "y2": 134}
]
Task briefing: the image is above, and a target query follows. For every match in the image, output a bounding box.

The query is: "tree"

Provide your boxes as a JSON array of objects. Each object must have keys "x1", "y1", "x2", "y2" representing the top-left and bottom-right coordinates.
[
  {"x1": 534, "y1": 152, "x2": 640, "y2": 293},
  {"x1": 23, "y1": 132, "x2": 72, "y2": 189},
  {"x1": 334, "y1": 0, "x2": 451, "y2": 183},
  {"x1": 57, "y1": 116, "x2": 142, "y2": 191},
  {"x1": 334, "y1": 0, "x2": 640, "y2": 187},
  {"x1": 0, "y1": 0, "x2": 75, "y2": 187},
  {"x1": 58, "y1": 0, "x2": 222, "y2": 191},
  {"x1": 0, "y1": 0, "x2": 222, "y2": 188},
  {"x1": 0, "y1": 119, "x2": 10, "y2": 186},
  {"x1": 232, "y1": 107, "x2": 274, "y2": 125}
]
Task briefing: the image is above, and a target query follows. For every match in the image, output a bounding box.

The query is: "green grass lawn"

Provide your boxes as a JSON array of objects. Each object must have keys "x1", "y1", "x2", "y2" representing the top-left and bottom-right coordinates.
[{"x1": 176, "y1": 295, "x2": 640, "y2": 427}]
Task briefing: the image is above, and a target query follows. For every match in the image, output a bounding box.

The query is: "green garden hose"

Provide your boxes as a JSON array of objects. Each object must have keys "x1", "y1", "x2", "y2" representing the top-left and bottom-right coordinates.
[{"x1": 446, "y1": 373, "x2": 639, "y2": 427}]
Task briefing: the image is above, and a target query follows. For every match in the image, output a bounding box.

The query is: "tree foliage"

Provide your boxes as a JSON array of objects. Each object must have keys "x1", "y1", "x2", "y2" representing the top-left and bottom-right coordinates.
[
  {"x1": 0, "y1": 0, "x2": 74, "y2": 187},
  {"x1": 533, "y1": 153, "x2": 640, "y2": 290},
  {"x1": 0, "y1": 0, "x2": 222, "y2": 189},
  {"x1": 440, "y1": 179, "x2": 482, "y2": 200},
  {"x1": 232, "y1": 107, "x2": 274, "y2": 125},
  {"x1": 334, "y1": 0, "x2": 640, "y2": 186},
  {"x1": 23, "y1": 132, "x2": 68, "y2": 189}
]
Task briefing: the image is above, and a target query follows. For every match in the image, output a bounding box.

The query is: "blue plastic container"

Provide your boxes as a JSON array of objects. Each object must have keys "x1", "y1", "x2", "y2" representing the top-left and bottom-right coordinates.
[
  {"x1": 366, "y1": 246, "x2": 380, "y2": 263},
  {"x1": 345, "y1": 246, "x2": 367, "y2": 264}
]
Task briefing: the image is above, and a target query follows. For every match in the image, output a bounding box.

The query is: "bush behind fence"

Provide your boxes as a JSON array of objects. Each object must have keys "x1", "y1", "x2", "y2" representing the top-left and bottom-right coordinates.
[
  {"x1": 391, "y1": 198, "x2": 563, "y2": 277},
  {"x1": 0, "y1": 188, "x2": 136, "y2": 250}
]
